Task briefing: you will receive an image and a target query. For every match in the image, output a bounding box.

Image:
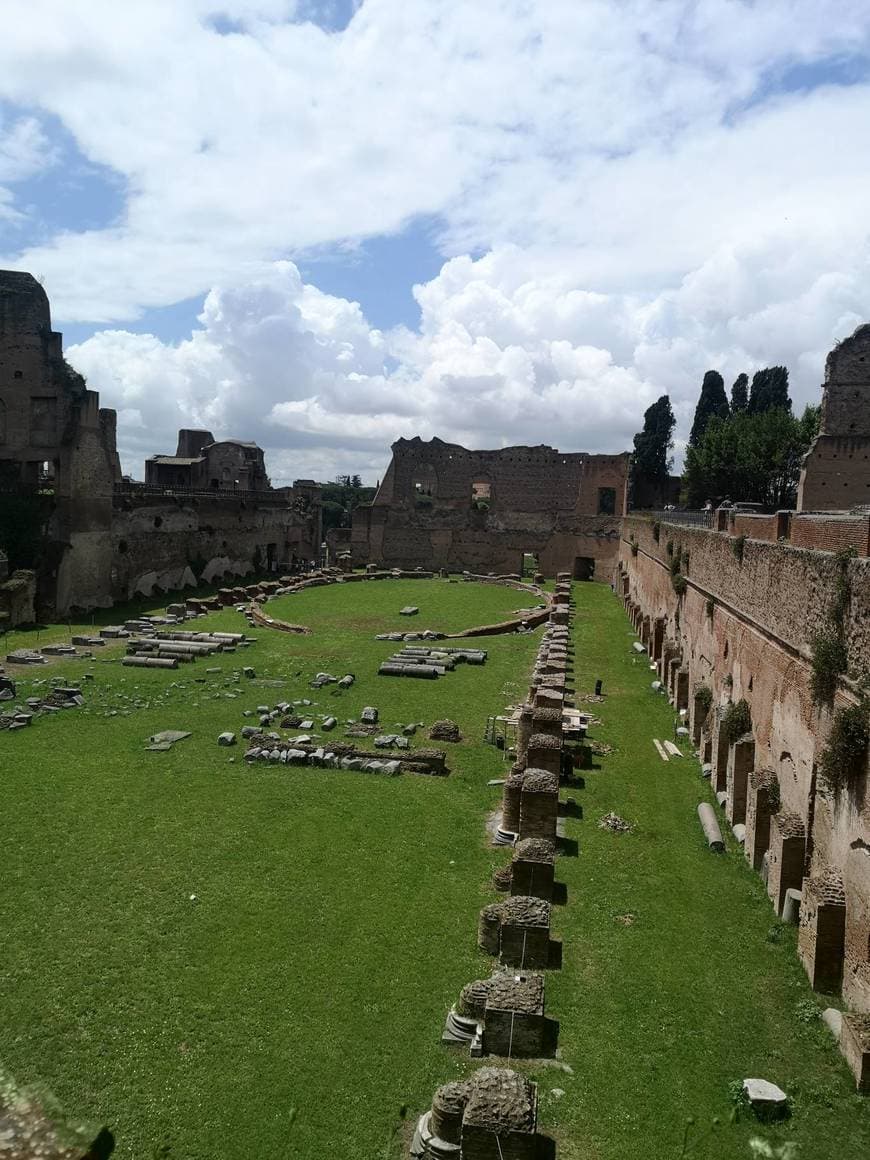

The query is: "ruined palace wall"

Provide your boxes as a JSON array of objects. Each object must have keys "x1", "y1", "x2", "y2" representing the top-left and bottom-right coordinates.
[
  {"x1": 355, "y1": 507, "x2": 621, "y2": 575},
  {"x1": 54, "y1": 495, "x2": 320, "y2": 612},
  {"x1": 380, "y1": 439, "x2": 587, "y2": 511},
  {"x1": 622, "y1": 516, "x2": 869, "y2": 684},
  {"x1": 798, "y1": 322, "x2": 870, "y2": 511},
  {"x1": 620, "y1": 515, "x2": 870, "y2": 1011},
  {"x1": 358, "y1": 436, "x2": 628, "y2": 575}
]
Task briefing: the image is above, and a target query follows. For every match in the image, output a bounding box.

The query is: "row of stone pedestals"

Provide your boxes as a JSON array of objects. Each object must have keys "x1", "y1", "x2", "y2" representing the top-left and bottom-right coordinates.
[
  {"x1": 413, "y1": 576, "x2": 578, "y2": 1158},
  {"x1": 620, "y1": 565, "x2": 870, "y2": 1094}
]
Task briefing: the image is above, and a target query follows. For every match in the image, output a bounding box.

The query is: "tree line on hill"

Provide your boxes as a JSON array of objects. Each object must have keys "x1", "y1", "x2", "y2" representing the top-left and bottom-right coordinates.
[{"x1": 631, "y1": 366, "x2": 820, "y2": 510}]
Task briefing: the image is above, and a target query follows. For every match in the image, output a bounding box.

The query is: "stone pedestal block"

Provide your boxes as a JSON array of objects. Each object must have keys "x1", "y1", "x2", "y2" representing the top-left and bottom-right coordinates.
[
  {"x1": 745, "y1": 770, "x2": 778, "y2": 871},
  {"x1": 500, "y1": 766, "x2": 526, "y2": 835},
  {"x1": 482, "y1": 973, "x2": 549, "y2": 1058},
  {"x1": 525, "y1": 733, "x2": 562, "y2": 777},
  {"x1": 478, "y1": 896, "x2": 552, "y2": 969},
  {"x1": 518, "y1": 770, "x2": 559, "y2": 843},
  {"x1": 798, "y1": 870, "x2": 846, "y2": 993},
  {"x1": 726, "y1": 736, "x2": 754, "y2": 826},
  {"x1": 841, "y1": 1014, "x2": 870, "y2": 1093},
  {"x1": 767, "y1": 812, "x2": 806, "y2": 917},
  {"x1": 511, "y1": 838, "x2": 556, "y2": 900},
  {"x1": 516, "y1": 705, "x2": 534, "y2": 763}
]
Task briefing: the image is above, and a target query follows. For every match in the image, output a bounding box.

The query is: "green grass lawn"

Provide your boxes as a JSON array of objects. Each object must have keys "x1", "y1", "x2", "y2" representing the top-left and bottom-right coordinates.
[{"x1": 0, "y1": 578, "x2": 867, "y2": 1159}]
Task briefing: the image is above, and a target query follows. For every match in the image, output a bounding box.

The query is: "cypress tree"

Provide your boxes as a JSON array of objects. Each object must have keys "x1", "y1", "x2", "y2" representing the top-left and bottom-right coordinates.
[
  {"x1": 730, "y1": 373, "x2": 748, "y2": 412},
  {"x1": 632, "y1": 395, "x2": 676, "y2": 480},
  {"x1": 689, "y1": 370, "x2": 729, "y2": 446},
  {"x1": 748, "y1": 366, "x2": 791, "y2": 414}
]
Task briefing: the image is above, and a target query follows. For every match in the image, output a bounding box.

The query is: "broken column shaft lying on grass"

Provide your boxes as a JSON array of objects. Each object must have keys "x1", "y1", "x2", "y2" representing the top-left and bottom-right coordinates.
[
  {"x1": 122, "y1": 656, "x2": 179, "y2": 670},
  {"x1": 697, "y1": 801, "x2": 725, "y2": 851}
]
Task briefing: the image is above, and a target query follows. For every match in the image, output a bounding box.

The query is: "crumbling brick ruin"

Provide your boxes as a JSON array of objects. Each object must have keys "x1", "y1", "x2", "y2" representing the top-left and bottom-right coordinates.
[
  {"x1": 352, "y1": 436, "x2": 628, "y2": 579},
  {"x1": 0, "y1": 271, "x2": 321, "y2": 621},
  {"x1": 619, "y1": 334, "x2": 870, "y2": 1088},
  {"x1": 798, "y1": 322, "x2": 870, "y2": 511},
  {"x1": 620, "y1": 521, "x2": 869, "y2": 1012}
]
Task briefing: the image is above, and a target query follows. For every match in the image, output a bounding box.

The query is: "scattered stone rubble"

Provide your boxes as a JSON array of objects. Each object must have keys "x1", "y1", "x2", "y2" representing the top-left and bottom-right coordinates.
[
  {"x1": 379, "y1": 645, "x2": 487, "y2": 680},
  {"x1": 0, "y1": 681, "x2": 86, "y2": 732}
]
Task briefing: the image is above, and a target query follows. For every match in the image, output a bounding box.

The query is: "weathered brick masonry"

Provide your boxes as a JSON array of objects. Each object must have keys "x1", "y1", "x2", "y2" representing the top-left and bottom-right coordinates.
[
  {"x1": 352, "y1": 435, "x2": 629, "y2": 578},
  {"x1": 0, "y1": 271, "x2": 321, "y2": 618},
  {"x1": 619, "y1": 515, "x2": 870, "y2": 1020}
]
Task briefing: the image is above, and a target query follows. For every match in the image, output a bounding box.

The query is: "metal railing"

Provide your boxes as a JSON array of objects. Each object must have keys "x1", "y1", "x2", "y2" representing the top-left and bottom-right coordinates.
[
  {"x1": 633, "y1": 509, "x2": 714, "y2": 529},
  {"x1": 113, "y1": 482, "x2": 293, "y2": 504}
]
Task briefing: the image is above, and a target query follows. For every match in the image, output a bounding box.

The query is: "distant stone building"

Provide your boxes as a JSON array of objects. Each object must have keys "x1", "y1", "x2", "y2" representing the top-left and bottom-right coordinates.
[
  {"x1": 352, "y1": 436, "x2": 629, "y2": 579},
  {"x1": 798, "y1": 323, "x2": 870, "y2": 511},
  {"x1": 0, "y1": 270, "x2": 321, "y2": 620},
  {"x1": 145, "y1": 429, "x2": 270, "y2": 491}
]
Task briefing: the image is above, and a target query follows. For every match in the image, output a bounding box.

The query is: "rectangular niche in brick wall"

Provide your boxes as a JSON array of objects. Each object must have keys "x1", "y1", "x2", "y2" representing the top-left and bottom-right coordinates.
[
  {"x1": 726, "y1": 737, "x2": 755, "y2": 827},
  {"x1": 767, "y1": 812, "x2": 806, "y2": 918},
  {"x1": 798, "y1": 870, "x2": 846, "y2": 993}
]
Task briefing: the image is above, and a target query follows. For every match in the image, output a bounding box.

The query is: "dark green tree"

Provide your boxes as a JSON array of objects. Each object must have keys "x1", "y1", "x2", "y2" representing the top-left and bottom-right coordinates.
[
  {"x1": 748, "y1": 366, "x2": 791, "y2": 414},
  {"x1": 632, "y1": 395, "x2": 676, "y2": 480},
  {"x1": 689, "y1": 370, "x2": 729, "y2": 446},
  {"x1": 684, "y1": 404, "x2": 818, "y2": 509},
  {"x1": 730, "y1": 372, "x2": 748, "y2": 412},
  {"x1": 319, "y1": 475, "x2": 376, "y2": 533}
]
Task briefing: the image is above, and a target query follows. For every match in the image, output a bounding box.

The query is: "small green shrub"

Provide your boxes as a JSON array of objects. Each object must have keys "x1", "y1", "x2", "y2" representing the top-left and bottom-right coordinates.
[
  {"x1": 666, "y1": 538, "x2": 674, "y2": 556},
  {"x1": 727, "y1": 1079, "x2": 750, "y2": 1107},
  {"x1": 630, "y1": 538, "x2": 639, "y2": 557},
  {"x1": 682, "y1": 550, "x2": 689, "y2": 573},
  {"x1": 695, "y1": 685, "x2": 713, "y2": 717},
  {"x1": 818, "y1": 700, "x2": 869, "y2": 794},
  {"x1": 722, "y1": 698, "x2": 752, "y2": 743},
  {"x1": 731, "y1": 534, "x2": 746, "y2": 563},
  {"x1": 810, "y1": 630, "x2": 848, "y2": 707},
  {"x1": 794, "y1": 998, "x2": 819, "y2": 1024},
  {"x1": 766, "y1": 922, "x2": 786, "y2": 944},
  {"x1": 652, "y1": 520, "x2": 661, "y2": 543},
  {"x1": 672, "y1": 573, "x2": 688, "y2": 597}
]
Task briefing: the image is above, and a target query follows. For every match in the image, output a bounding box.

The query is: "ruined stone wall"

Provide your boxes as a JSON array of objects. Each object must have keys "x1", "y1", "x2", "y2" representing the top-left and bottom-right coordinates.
[
  {"x1": 790, "y1": 512, "x2": 870, "y2": 556},
  {"x1": 50, "y1": 488, "x2": 321, "y2": 614},
  {"x1": 620, "y1": 514, "x2": 870, "y2": 1012},
  {"x1": 798, "y1": 322, "x2": 870, "y2": 511},
  {"x1": 730, "y1": 512, "x2": 782, "y2": 542},
  {"x1": 355, "y1": 436, "x2": 628, "y2": 577}
]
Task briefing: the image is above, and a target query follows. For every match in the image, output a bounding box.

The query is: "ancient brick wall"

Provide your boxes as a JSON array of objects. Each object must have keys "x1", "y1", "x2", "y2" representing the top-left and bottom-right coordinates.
[
  {"x1": 0, "y1": 272, "x2": 323, "y2": 616},
  {"x1": 730, "y1": 512, "x2": 782, "y2": 542},
  {"x1": 790, "y1": 512, "x2": 870, "y2": 555},
  {"x1": 798, "y1": 322, "x2": 870, "y2": 511},
  {"x1": 620, "y1": 514, "x2": 870, "y2": 1012},
  {"x1": 355, "y1": 436, "x2": 628, "y2": 577}
]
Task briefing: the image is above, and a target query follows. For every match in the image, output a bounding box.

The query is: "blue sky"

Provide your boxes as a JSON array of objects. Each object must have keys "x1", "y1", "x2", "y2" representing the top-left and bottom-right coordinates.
[{"x1": 1, "y1": 1, "x2": 870, "y2": 484}]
